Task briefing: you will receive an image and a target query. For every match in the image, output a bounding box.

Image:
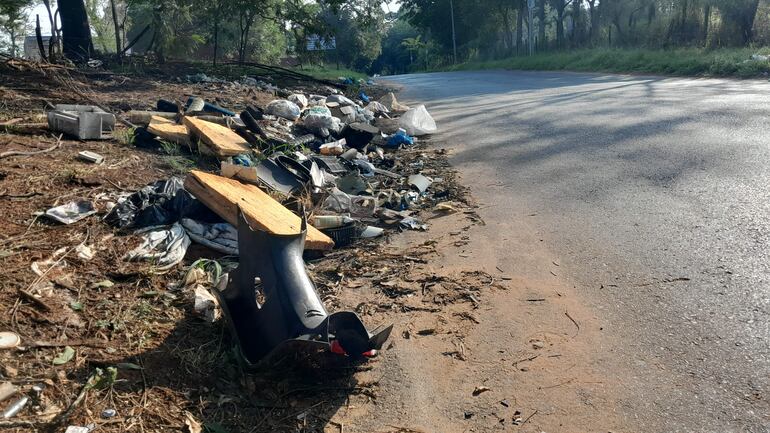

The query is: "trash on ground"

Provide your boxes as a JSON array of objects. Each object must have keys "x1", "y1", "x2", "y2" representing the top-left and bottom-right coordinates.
[
  {"x1": 2, "y1": 396, "x2": 28, "y2": 418},
  {"x1": 212, "y1": 210, "x2": 392, "y2": 365},
  {"x1": 408, "y1": 173, "x2": 433, "y2": 193},
  {"x1": 265, "y1": 99, "x2": 301, "y2": 121},
  {"x1": 45, "y1": 200, "x2": 96, "y2": 224},
  {"x1": 125, "y1": 223, "x2": 191, "y2": 270},
  {"x1": 0, "y1": 332, "x2": 20, "y2": 349},
  {"x1": 184, "y1": 170, "x2": 334, "y2": 250},
  {"x1": 183, "y1": 116, "x2": 250, "y2": 157},
  {"x1": 400, "y1": 105, "x2": 437, "y2": 136},
  {"x1": 181, "y1": 218, "x2": 238, "y2": 255},
  {"x1": 47, "y1": 104, "x2": 115, "y2": 140},
  {"x1": 379, "y1": 92, "x2": 410, "y2": 112},
  {"x1": 77, "y1": 150, "x2": 104, "y2": 164}
]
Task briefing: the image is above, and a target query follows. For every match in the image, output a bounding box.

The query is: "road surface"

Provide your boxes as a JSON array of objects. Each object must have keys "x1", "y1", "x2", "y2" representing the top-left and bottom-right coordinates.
[{"x1": 385, "y1": 71, "x2": 770, "y2": 432}]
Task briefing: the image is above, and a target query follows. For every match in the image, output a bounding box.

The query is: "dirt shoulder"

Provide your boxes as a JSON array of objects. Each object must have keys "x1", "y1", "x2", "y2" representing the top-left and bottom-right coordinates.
[{"x1": 0, "y1": 62, "x2": 629, "y2": 433}]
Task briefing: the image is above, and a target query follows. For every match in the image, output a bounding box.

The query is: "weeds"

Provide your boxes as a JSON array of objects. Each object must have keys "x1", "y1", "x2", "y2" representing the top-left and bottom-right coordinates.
[
  {"x1": 163, "y1": 156, "x2": 197, "y2": 174},
  {"x1": 114, "y1": 127, "x2": 136, "y2": 146},
  {"x1": 159, "y1": 139, "x2": 181, "y2": 155}
]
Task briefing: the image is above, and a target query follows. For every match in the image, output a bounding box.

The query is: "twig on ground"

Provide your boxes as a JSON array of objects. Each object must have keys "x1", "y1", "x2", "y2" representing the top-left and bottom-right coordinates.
[
  {"x1": 16, "y1": 288, "x2": 53, "y2": 311},
  {"x1": 29, "y1": 339, "x2": 108, "y2": 348},
  {"x1": 520, "y1": 409, "x2": 538, "y2": 426},
  {"x1": 565, "y1": 310, "x2": 580, "y2": 337},
  {"x1": 0, "y1": 134, "x2": 61, "y2": 159}
]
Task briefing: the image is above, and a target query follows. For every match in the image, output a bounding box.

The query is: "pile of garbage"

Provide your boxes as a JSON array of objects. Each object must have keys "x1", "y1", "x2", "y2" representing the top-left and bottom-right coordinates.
[{"x1": 44, "y1": 83, "x2": 440, "y2": 366}]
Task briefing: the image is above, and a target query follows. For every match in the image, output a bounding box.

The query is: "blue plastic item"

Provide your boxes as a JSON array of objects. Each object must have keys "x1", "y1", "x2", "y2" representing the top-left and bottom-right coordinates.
[
  {"x1": 359, "y1": 91, "x2": 370, "y2": 103},
  {"x1": 232, "y1": 154, "x2": 253, "y2": 167},
  {"x1": 386, "y1": 130, "x2": 414, "y2": 148}
]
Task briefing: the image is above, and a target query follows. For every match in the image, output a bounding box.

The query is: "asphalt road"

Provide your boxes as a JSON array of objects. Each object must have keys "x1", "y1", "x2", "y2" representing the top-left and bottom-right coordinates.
[{"x1": 385, "y1": 71, "x2": 770, "y2": 432}]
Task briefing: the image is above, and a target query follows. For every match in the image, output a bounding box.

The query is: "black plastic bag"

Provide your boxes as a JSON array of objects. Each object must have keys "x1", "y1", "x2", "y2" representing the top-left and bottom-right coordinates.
[{"x1": 105, "y1": 178, "x2": 215, "y2": 229}]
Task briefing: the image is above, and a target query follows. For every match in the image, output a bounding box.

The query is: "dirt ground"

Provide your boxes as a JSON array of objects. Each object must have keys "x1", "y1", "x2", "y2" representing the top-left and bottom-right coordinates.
[{"x1": 0, "y1": 62, "x2": 625, "y2": 433}]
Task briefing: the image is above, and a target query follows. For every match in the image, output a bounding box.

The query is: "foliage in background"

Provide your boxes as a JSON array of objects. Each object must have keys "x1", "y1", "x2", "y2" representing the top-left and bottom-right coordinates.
[
  {"x1": 369, "y1": 0, "x2": 770, "y2": 75},
  {"x1": 4, "y1": 0, "x2": 770, "y2": 77},
  {"x1": 0, "y1": 0, "x2": 30, "y2": 57}
]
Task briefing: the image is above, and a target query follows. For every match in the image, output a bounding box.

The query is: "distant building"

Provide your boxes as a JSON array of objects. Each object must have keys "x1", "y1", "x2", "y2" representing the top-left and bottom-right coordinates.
[{"x1": 24, "y1": 35, "x2": 51, "y2": 60}]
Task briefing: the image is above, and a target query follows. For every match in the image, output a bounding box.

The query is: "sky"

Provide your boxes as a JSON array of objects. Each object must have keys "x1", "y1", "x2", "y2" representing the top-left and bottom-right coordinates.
[{"x1": 29, "y1": 4, "x2": 55, "y2": 35}]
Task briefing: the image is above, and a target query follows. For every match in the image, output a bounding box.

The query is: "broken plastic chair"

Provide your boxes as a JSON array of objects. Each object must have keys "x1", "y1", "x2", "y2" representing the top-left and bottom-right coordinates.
[{"x1": 213, "y1": 209, "x2": 392, "y2": 367}]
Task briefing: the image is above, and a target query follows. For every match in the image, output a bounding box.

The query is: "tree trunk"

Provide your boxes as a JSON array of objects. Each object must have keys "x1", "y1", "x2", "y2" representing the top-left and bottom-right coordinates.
[
  {"x1": 538, "y1": 0, "x2": 546, "y2": 51},
  {"x1": 572, "y1": 0, "x2": 582, "y2": 46},
  {"x1": 702, "y1": 5, "x2": 711, "y2": 44},
  {"x1": 110, "y1": 0, "x2": 121, "y2": 54},
  {"x1": 238, "y1": 11, "x2": 256, "y2": 63},
  {"x1": 42, "y1": 0, "x2": 58, "y2": 60},
  {"x1": 555, "y1": 1, "x2": 565, "y2": 48},
  {"x1": 587, "y1": 0, "x2": 596, "y2": 44},
  {"x1": 9, "y1": 28, "x2": 17, "y2": 57},
  {"x1": 499, "y1": 6, "x2": 512, "y2": 53},
  {"x1": 57, "y1": 0, "x2": 93, "y2": 62},
  {"x1": 516, "y1": 0, "x2": 524, "y2": 55},
  {"x1": 719, "y1": 0, "x2": 760, "y2": 45},
  {"x1": 35, "y1": 15, "x2": 48, "y2": 61}
]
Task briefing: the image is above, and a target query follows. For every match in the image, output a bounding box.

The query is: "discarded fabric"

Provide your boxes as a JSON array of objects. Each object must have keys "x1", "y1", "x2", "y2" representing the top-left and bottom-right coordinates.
[{"x1": 125, "y1": 223, "x2": 190, "y2": 270}]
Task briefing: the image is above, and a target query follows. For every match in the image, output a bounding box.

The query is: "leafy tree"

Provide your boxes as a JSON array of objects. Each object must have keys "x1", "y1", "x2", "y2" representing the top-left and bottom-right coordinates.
[{"x1": 0, "y1": 0, "x2": 29, "y2": 57}]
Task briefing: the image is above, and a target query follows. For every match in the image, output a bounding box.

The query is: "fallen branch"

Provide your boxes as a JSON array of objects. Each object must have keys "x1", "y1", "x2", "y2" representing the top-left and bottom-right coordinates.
[
  {"x1": 0, "y1": 190, "x2": 42, "y2": 199},
  {"x1": 0, "y1": 118, "x2": 23, "y2": 126},
  {"x1": 16, "y1": 288, "x2": 53, "y2": 311},
  {"x1": 0, "y1": 136, "x2": 61, "y2": 159},
  {"x1": 29, "y1": 339, "x2": 108, "y2": 349}
]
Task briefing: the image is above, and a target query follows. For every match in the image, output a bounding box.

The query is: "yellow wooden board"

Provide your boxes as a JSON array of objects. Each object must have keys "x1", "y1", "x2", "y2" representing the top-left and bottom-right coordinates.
[
  {"x1": 147, "y1": 118, "x2": 191, "y2": 147},
  {"x1": 182, "y1": 116, "x2": 250, "y2": 157},
  {"x1": 184, "y1": 170, "x2": 334, "y2": 251}
]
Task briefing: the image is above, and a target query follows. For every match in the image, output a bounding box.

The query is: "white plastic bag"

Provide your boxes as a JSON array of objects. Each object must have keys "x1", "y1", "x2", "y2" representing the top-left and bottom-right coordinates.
[
  {"x1": 302, "y1": 114, "x2": 341, "y2": 136},
  {"x1": 399, "y1": 105, "x2": 437, "y2": 136},
  {"x1": 266, "y1": 100, "x2": 301, "y2": 120}
]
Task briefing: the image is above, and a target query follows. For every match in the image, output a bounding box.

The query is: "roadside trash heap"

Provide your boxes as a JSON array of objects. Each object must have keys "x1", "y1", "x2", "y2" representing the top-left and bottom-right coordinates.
[{"x1": 44, "y1": 85, "x2": 439, "y2": 365}]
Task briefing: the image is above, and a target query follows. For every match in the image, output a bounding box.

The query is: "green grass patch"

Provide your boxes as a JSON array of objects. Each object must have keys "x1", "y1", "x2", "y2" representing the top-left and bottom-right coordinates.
[
  {"x1": 292, "y1": 65, "x2": 366, "y2": 81},
  {"x1": 443, "y1": 47, "x2": 770, "y2": 78}
]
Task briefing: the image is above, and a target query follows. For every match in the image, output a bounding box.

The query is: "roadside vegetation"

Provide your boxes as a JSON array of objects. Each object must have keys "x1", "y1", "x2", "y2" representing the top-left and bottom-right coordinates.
[
  {"x1": 5, "y1": 1, "x2": 770, "y2": 80},
  {"x1": 386, "y1": 0, "x2": 770, "y2": 79},
  {"x1": 445, "y1": 47, "x2": 770, "y2": 78}
]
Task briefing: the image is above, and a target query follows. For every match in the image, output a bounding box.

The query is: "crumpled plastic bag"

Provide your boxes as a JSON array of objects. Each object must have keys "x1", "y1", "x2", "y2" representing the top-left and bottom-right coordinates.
[
  {"x1": 341, "y1": 106, "x2": 374, "y2": 124},
  {"x1": 326, "y1": 94, "x2": 356, "y2": 107},
  {"x1": 305, "y1": 105, "x2": 332, "y2": 117},
  {"x1": 265, "y1": 100, "x2": 301, "y2": 121},
  {"x1": 323, "y1": 187, "x2": 377, "y2": 217},
  {"x1": 288, "y1": 94, "x2": 308, "y2": 109},
  {"x1": 386, "y1": 129, "x2": 414, "y2": 148},
  {"x1": 104, "y1": 178, "x2": 203, "y2": 229},
  {"x1": 125, "y1": 223, "x2": 190, "y2": 270},
  {"x1": 302, "y1": 114, "x2": 341, "y2": 136},
  {"x1": 184, "y1": 261, "x2": 222, "y2": 322},
  {"x1": 181, "y1": 218, "x2": 238, "y2": 255},
  {"x1": 379, "y1": 92, "x2": 410, "y2": 112},
  {"x1": 399, "y1": 105, "x2": 437, "y2": 136},
  {"x1": 366, "y1": 101, "x2": 390, "y2": 114}
]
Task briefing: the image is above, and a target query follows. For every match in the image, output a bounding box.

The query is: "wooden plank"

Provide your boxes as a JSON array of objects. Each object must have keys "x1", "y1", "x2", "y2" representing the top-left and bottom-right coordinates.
[
  {"x1": 183, "y1": 116, "x2": 250, "y2": 157},
  {"x1": 184, "y1": 170, "x2": 334, "y2": 251},
  {"x1": 149, "y1": 115, "x2": 174, "y2": 124},
  {"x1": 147, "y1": 118, "x2": 191, "y2": 147}
]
